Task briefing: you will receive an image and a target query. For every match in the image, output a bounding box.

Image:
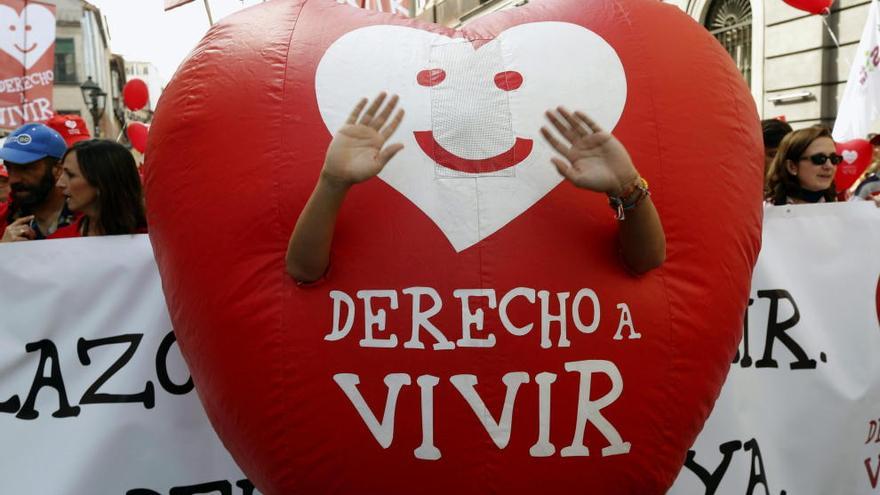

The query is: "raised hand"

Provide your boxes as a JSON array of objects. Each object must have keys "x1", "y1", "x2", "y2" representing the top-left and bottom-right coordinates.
[
  {"x1": 541, "y1": 107, "x2": 639, "y2": 195},
  {"x1": 540, "y1": 106, "x2": 665, "y2": 274},
  {"x1": 286, "y1": 93, "x2": 406, "y2": 283},
  {"x1": 321, "y1": 92, "x2": 405, "y2": 188}
]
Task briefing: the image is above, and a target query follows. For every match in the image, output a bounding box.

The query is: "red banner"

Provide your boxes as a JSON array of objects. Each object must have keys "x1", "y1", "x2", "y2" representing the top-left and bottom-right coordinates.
[
  {"x1": 0, "y1": 0, "x2": 55, "y2": 131},
  {"x1": 337, "y1": 0, "x2": 412, "y2": 16},
  {"x1": 164, "y1": 0, "x2": 197, "y2": 12}
]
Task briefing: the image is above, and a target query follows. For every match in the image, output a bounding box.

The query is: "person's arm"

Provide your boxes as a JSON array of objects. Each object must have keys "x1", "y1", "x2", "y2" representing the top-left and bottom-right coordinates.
[
  {"x1": 541, "y1": 107, "x2": 665, "y2": 274},
  {"x1": 286, "y1": 93, "x2": 404, "y2": 283},
  {"x1": 612, "y1": 177, "x2": 665, "y2": 273}
]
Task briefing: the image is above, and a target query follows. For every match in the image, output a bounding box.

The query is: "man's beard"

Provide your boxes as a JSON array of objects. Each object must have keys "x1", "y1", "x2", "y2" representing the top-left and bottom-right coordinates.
[{"x1": 11, "y1": 167, "x2": 55, "y2": 208}]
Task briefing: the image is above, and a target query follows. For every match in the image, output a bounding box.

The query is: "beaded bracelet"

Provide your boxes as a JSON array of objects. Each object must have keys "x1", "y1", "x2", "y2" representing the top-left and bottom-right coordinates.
[{"x1": 607, "y1": 177, "x2": 650, "y2": 221}]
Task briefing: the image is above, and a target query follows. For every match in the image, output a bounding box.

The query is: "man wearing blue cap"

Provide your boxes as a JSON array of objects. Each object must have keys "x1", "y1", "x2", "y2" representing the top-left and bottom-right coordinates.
[{"x1": 0, "y1": 123, "x2": 79, "y2": 242}]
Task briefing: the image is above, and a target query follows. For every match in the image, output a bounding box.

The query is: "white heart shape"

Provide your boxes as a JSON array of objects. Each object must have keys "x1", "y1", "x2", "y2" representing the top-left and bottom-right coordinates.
[
  {"x1": 316, "y1": 22, "x2": 627, "y2": 252},
  {"x1": 842, "y1": 150, "x2": 858, "y2": 164},
  {"x1": 0, "y1": 4, "x2": 55, "y2": 70}
]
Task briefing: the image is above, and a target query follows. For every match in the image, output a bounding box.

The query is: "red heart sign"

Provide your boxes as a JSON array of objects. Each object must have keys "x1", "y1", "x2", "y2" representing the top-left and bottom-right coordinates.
[
  {"x1": 835, "y1": 138, "x2": 872, "y2": 192},
  {"x1": 145, "y1": 1, "x2": 762, "y2": 493}
]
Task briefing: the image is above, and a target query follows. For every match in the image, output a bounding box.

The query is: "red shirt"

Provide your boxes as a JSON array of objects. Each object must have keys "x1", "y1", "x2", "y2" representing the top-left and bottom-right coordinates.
[
  {"x1": 50, "y1": 216, "x2": 148, "y2": 238},
  {"x1": 50, "y1": 221, "x2": 82, "y2": 238}
]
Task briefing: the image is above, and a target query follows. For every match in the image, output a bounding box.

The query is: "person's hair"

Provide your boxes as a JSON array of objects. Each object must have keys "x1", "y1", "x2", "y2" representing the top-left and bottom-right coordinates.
[
  {"x1": 765, "y1": 126, "x2": 837, "y2": 205},
  {"x1": 61, "y1": 139, "x2": 146, "y2": 235},
  {"x1": 762, "y1": 118, "x2": 793, "y2": 149}
]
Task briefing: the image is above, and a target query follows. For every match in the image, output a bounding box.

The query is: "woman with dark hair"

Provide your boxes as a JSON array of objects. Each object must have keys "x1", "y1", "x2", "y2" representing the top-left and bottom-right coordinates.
[
  {"x1": 55, "y1": 139, "x2": 147, "y2": 236},
  {"x1": 765, "y1": 126, "x2": 841, "y2": 205}
]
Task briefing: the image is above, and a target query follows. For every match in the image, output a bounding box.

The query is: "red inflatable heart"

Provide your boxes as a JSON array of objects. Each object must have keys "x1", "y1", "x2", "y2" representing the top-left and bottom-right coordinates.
[
  {"x1": 145, "y1": 1, "x2": 762, "y2": 493},
  {"x1": 835, "y1": 139, "x2": 873, "y2": 192}
]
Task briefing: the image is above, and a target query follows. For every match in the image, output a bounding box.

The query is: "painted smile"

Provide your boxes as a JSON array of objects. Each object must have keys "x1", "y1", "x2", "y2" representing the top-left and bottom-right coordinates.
[
  {"x1": 414, "y1": 131, "x2": 533, "y2": 174},
  {"x1": 14, "y1": 43, "x2": 36, "y2": 53}
]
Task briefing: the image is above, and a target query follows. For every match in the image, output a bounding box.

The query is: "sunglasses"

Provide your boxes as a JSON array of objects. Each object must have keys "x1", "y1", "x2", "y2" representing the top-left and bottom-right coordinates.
[{"x1": 799, "y1": 153, "x2": 843, "y2": 165}]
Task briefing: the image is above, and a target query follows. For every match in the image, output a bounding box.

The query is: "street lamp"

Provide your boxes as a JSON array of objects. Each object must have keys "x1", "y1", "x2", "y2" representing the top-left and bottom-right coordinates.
[{"x1": 80, "y1": 76, "x2": 107, "y2": 137}]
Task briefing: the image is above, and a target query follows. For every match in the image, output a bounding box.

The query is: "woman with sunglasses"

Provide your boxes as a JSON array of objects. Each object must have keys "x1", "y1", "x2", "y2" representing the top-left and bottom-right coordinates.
[{"x1": 765, "y1": 126, "x2": 841, "y2": 205}]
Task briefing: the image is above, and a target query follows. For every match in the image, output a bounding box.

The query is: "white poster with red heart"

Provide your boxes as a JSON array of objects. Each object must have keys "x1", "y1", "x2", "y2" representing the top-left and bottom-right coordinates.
[
  {"x1": 0, "y1": 202, "x2": 878, "y2": 494},
  {"x1": 0, "y1": 0, "x2": 56, "y2": 131}
]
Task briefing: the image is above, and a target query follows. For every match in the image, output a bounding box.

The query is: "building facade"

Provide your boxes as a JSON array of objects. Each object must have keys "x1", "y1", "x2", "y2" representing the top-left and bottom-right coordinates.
[
  {"x1": 670, "y1": 0, "x2": 870, "y2": 130},
  {"x1": 47, "y1": 0, "x2": 124, "y2": 138}
]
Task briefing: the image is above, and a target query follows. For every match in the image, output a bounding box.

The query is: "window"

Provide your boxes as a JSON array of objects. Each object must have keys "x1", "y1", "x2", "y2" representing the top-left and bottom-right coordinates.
[
  {"x1": 705, "y1": 0, "x2": 752, "y2": 85},
  {"x1": 54, "y1": 38, "x2": 76, "y2": 83}
]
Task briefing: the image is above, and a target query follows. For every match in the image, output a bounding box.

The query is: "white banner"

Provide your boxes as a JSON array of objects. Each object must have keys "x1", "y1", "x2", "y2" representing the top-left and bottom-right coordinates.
[
  {"x1": 670, "y1": 202, "x2": 880, "y2": 494},
  {"x1": 0, "y1": 203, "x2": 878, "y2": 494},
  {"x1": 0, "y1": 235, "x2": 255, "y2": 495},
  {"x1": 833, "y1": 0, "x2": 880, "y2": 141}
]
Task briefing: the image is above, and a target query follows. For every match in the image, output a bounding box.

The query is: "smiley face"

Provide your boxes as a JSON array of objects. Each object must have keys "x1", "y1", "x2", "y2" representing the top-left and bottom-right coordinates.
[
  {"x1": 315, "y1": 22, "x2": 627, "y2": 251},
  {"x1": 0, "y1": 4, "x2": 55, "y2": 70},
  {"x1": 413, "y1": 67, "x2": 533, "y2": 174},
  {"x1": 11, "y1": 22, "x2": 35, "y2": 53}
]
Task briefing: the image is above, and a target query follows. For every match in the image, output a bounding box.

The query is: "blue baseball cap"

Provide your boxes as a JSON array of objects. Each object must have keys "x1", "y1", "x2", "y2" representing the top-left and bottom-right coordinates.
[{"x1": 0, "y1": 123, "x2": 67, "y2": 164}]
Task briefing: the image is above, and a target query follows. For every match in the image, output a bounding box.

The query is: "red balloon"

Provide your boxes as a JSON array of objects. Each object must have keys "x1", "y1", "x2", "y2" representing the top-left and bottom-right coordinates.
[
  {"x1": 127, "y1": 122, "x2": 149, "y2": 154},
  {"x1": 782, "y1": 0, "x2": 833, "y2": 14},
  {"x1": 145, "y1": 1, "x2": 762, "y2": 493},
  {"x1": 123, "y1": 78, "x2": 150, "y2": 111},
  {"x1": 835, "y1": 139, "x2": 873, "y2": 192}
]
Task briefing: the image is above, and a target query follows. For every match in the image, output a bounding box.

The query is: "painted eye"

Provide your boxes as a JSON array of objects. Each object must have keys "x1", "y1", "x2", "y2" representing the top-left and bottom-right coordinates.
[
  {"x1": 417, "y1": 69, "x2": 446, "y2": 87},
  {"x1": 24, "y1": 24, "x2": 31, "y2": 31},
  {"x1": 494, "y1": 71, "x2": 523, "y2": 91},
  {"x1": 8, "y1": 25, "x2": 15, "y2": 31}
]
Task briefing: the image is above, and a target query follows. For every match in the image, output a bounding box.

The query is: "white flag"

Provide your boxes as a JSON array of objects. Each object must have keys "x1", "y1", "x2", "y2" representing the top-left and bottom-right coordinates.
[{"x1": 833, "y1": 0, "x2": 880, "y2": 141}]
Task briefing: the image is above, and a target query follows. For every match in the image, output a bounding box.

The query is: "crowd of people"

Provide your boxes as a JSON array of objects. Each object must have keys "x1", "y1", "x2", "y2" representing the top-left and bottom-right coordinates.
[{"x1": 0, "y1": 115, "x2": 146, "y2": 242}]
